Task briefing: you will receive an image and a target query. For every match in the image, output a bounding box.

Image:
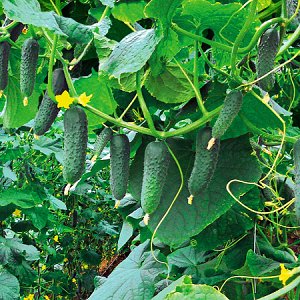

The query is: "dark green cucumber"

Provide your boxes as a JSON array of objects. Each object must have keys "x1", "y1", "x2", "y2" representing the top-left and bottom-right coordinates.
[
  {"x1": 33, "y1": 69, "x2": 68, "y2": 136},
  {"x1": 188, "y1": 127, "x2": 220, "y2": 198},
  {"x1": 63, "y1": 106, "x2": 88, "y2": 184},
  {"x1": 141, "y1": 141, "x2": 170, "y2": 215},
  {"x1": 0, "y1": 41, "x2": 10, "y2": 91},
  {"x1": 20, "y1": 38, "x2": 40, "y2": 98},
  {"x1": 293, "y1": 140, "x2": 300, "y2": 222},
  {"x1": 287, "y1": 0, "x2": 300, "y2": 30},
  {"x1": 212, "y1": 90, "x2": 243, "y2": 139},
  {"x1": 9, "y1": 23, "x2": 25, "y2": 42},
  {"x1": 257, "y1": 28, "x2": 279, "y2": 92},
  {"x1": 110, "y1": 134, "x2": 130, "y2": 200},
  {"x1": 93, "y1": 127, "x2": 113, "y2": 159}
]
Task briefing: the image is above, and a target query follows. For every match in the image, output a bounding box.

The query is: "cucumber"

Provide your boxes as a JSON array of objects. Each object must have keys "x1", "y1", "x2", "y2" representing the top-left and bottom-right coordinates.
[
  {"x1": 63, "y1": 106, "x2": 88, "y2": 184},
  {"x1": 20, "y1": 38, "x2": 39, "y2": 98},
  {"x1": 141, "y1": 141, "x2": 170, "y2": 215},
  {"x1": 293, "y1": 139, "x2": 300, "y2": 222},
  {"x1": 188, "y1": 127, "x2": 220, "y2": 199},
  {"x1": 92, "y1": 127, "x2": 113, "y2": 160},
  {"x1": 33, "y1": 68, "x2": 68, "y2": 136},
  {"x1": 257, "y1": 28, "x2": 279, "y2": 92},
  {"x1": 0, "y1": 41, "x2": 10, "y2": 92},
  {"x1": 211, "y1": 90, "x2": 243, "y2": 140},
  {"x1": 110, "y1": 134, "x2": 130, "y2": 200},
  {"x1": 287, "y1": 0, "x2": 300, "y2": 30},
  {"x1": 9, "y1": 23, "x2": 25, "y2": 42}
]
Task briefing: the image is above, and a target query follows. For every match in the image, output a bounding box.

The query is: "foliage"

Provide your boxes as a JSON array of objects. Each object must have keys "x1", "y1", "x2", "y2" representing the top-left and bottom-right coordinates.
[{"x1": 0, "y1": 0, "x2": 300, "y2": 299}]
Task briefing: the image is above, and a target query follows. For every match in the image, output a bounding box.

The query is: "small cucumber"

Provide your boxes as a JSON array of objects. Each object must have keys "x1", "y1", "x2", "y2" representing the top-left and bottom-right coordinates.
[
  {"x1": 33, "y1": 68, "x2": 68, "y2": 136},
  {"x1": 92, "y1": 127, "x2": 113, "y2": 160},
  {"x1": 293, "y1": 140, "x2": 300, "y2": 222},
  {"x1": 141, "y1": 141, "x2": 170, "y2": 215},
  {"x1": 257, "y1": 28, "x2": 279, "y2": 92},
  {"x1": 63, "y1": 106, "x2": 88, "y2": 184},
  {"x1": 188, "y1": 127, "x2": 220, "y2": 199},
  {"x1": 20, "y1": 38, "x2": 39, "y2": 98},
  {"x1": 110, "y1": 134, "x2": 130, "y2": 200},
  {"x1": 0, "y1": 41, "x2": 10, "y2": 92},
  {"x1": 211, "y1": 90, "x2": 243, "y2": 140}
]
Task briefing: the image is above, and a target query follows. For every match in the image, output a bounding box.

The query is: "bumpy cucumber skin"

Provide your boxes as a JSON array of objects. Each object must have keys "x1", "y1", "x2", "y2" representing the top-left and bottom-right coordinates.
[
  {"x1": 94, "y1": 127, "x2": 113, "y2": 157},
  {"x1": 0, "y1": 41, "x2": 10, "y2": 91},
  {"x1": 63, "y1": 106, "x2": 88, "y2": 184},
  {"x1": 141, "y1": 141, "x2": 170, "y2": 215},
  {"x1": 287, "y1": 0, "x2": 300, "y2": 30},
  {"x1": 188, "y1": 127, "x2": 220, "y2": 196},
  {"x1": 212, "y1": 90, "x2": 243, "y2": 139},
  {"x1": 293, "y1": 140, "x2": 300, "y2": 222},
  {"x1": 110, "y1": 134, "x2": 130, "y2": 200},
  {"x1": 257, "y1": 28, "x2": 279, "y2": 92},
  {"x1": 33, "y1": 69, "x2": 68, "y2": 136},
  {"x1": 20, "y1": 38, "x2": 40, "y2": 97}
]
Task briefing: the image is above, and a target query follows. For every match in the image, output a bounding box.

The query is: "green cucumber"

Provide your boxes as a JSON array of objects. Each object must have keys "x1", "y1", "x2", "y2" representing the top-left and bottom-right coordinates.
[
  {"x1": 0, "y1": 41, "x2": 10, "y2": 92},
  {"x1": 20, "y1": 38, "x2": 40, "y2": 98},
  {"x1": 93, "y1": 127, "x2": 113, "y2": 160},
  {"x1": 188, "y1": 127, "x2": 220, "y2": 199},
  {"x1": 9, "y1": 23, "x2": 25, "y2": 42},
  {"x1": 141, "y1": 141, "x2": 170, "y2": 215},
  {"x1": 212, "y1": 90, "x2": 243, "y2": 140},
  {"x1": 110, "y1": 134, "x2": 130, "y2": 200},
  {"x1": 63, "y1": 106, "x2": 88, "y2": 184},
  {"x1": 33, "y1": 68, "x2": 68, "y2": 136},
  {"x1": 257, "y1": 28, "x2": 279, "y2": 92},
  {"x1": 293, "y1": 139, "x2": 300, "y2": 222}
]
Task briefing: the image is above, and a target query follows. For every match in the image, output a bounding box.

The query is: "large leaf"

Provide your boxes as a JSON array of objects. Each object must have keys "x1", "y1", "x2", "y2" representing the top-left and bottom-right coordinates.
[
  {"x1": 23, "y1": 206, "x2": 49, "y2": 230},
  {"x1": 181, "y1": 0, "x2": 260, "y2": 67},
  {"x1": 74, "y1": 72, "x2": 117, "y2": 128},
  {"x1": 89, "y1": 241, "x2": 166, "y2": 300},
  {"x1": 100, "y1": 29, "x2": 162, "y2": 78},
  {"x1": 129, "y1": 135, "x2": 261, "y2": 247},
  {"x1": 145, "y1": 62, "x2": 195, "y2": 103},
  {"x1": 112, "y1": 1, "x2": 146, "y2": 23},
  {"x1": 0, "y1": 270, "x2": 20, "y2": 300},
  {"x1": 0, "y1": 188, "x2": 44, "y2": 208},
  {"x1": 2, "y1": 0, "x2": 65, "y2": 35}
]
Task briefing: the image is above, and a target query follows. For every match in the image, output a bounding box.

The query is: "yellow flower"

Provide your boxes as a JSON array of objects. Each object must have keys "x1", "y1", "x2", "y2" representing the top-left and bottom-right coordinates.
[
  {"x1": 78, "y1": 92, "x2": 92, "y2": 106},
  {"x1": 72, "y1": 278, "x2": 77, "y2": 284},
  {"x1": 24, "y1": 294, "x2": 35, "y2": 300},
  {"x1": 44, "y1": 296, "x2": 50, "y2": 300},
  {"x1": 82, "y1": 263, "x2": 89, "y2": 269},
  {"x1": 56, "y1": 91, "x2": 74, "y2": 109},
  {"x1": 41, "y1": 265, "x2": 46, "y2": 271},
  {"x1": 12, "y1": 209, "x2": 22, "y2": 218},
  {"x1": 53, "y1": 235, "x2": 59, "y2": 243},
  {"x1": 279, "y1": 264, "x2": 294, "y2": 285}
]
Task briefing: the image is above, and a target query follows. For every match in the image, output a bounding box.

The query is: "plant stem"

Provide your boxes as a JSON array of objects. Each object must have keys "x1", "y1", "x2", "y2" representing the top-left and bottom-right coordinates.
[
  {"x1": 257, "y1": 274, "x2": 300, "y2": 300},
  {"x1": 47, "y1": 35, "x2": 58, "y2": 101},
  {"x1": 100, "y1": 6, "x2": 111, "y2": 22},
  {"x1": 231, "y1": 0, "x2": 258, "y2": 75},
  {"x1": 136, "y1": 71, "x2": 160, "y2": 137},
  {"x1": 278, "y1": 24, "x2": 300, "y2": 56}
]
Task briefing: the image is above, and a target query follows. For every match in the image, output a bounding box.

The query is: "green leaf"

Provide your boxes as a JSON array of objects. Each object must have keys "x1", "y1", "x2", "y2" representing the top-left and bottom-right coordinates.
[
  {"x1": 164, "y1": 277, "x2": 229, "y2": 299},
  {"x1": 100, "y1": 29, "x2": 162, "y2": 78},
  {"x1": 112, "y1": 1, "x2": 146, "y2": 23},
  {"x1": 89, "y1": 241, "x2": 166, "y2": 300},
  {"x1": 0, "y1": 270, "x2": 20, "y2": 300},
  {"x1": 118, "y1": 221, "x2": 134, "y2": 250},
  {"x1": 94, "y1": 34, "x2": 117, "y2": 67},
  {"x1": 74, "y1": 71, "x2": 117, "y2": 128},
  {"x1": 80, "y1": 249, "x2": 101, "y2": 266},
  {"x1": 145, "y1": 62, "x2": 194, "y2": 103},
  {"x1": 12, "y1": 260, "x2": 37, "y2": 285},
  {"x1": 246, "y1": 250, "x2": 280, "y2": 276},
  {"x1": 33, "y1": 136, "x2": 63, "y2": 163},
  {"x1": 168, "y1": 246, "x2": 207, "y2": 268},
  {"x1": 2, "y1": 76, "x2": 39, "y2": 129},
  {"x1": 129, "y1": 135, "x2": 261, "y2": 247},
  {"x1": 2, "y1": 0, "x2": 65, "y2": 35},
  {"x1": 145, "y1": 0, "x2": 183, "y2": 75},
  {"x1": 23, "y1": 206, "x2": 49, "y2": 230},
  {"x1": 181, "y1": 0, "x2": 260, "y2": 67},
  {"x1": 100, "y1": 0, "x2": 115, "y2": 8},
  {"x1": 195, "y1": 188, "x2": 261, "y2": 251}
]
